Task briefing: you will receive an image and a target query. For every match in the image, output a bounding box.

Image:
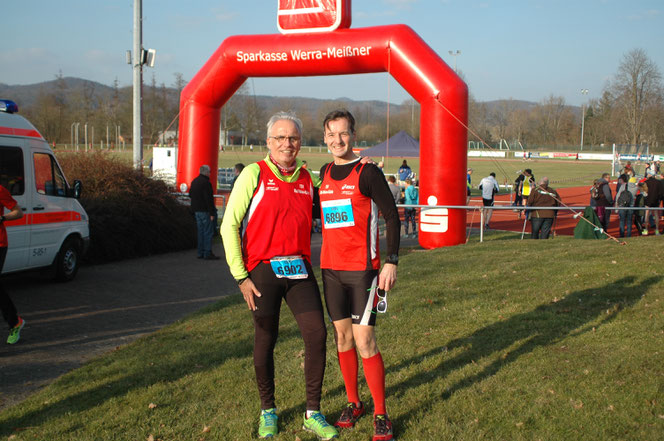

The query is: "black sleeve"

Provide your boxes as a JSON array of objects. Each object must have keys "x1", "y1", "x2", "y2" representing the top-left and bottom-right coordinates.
[
  {"x1": 206, "y1": 182, "x2": 216, "y2": 216},
  {"x1": 359, "y1": 164, "x2": 401, "y2": 257}
]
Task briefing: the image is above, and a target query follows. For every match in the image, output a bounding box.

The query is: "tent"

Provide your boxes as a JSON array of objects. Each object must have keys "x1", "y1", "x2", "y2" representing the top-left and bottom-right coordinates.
[{"x1": 360, "y1": 130, "x2": 419, "y2": 157}]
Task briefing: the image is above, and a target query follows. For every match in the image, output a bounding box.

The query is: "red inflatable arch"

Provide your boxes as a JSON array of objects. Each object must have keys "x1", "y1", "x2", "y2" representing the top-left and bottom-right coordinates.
[{"x1": 176, "y1": 24, "x2": 468, "y2": 249}]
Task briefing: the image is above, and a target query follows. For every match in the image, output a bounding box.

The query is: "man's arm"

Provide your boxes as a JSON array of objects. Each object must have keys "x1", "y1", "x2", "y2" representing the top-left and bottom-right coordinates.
[
  {"x1": 360, "y1": 165, "x2": 400, "y2": 291},
  {"x1": 602, "y1": 183, "x2": 613, "y2": 204},
  {"x1": 220, "y1": 164, "x2": 260, "y2": 280}
]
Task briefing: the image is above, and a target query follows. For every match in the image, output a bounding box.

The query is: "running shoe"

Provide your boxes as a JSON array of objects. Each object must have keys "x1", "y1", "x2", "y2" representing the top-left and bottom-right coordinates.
[
  {"x1": 258, "y1": 408, "x2": 278, "y2": 438},
  {"x1": 642, "y1": 229, "x2": 648, "y2": 236},
  {"x1": 335, "y1": 401, "x2": 366, "y2": 428},
  {"x1": 302, "y1": 411, "x2": 338, "y2": 440},
  {"x1": 373, "y1": 414, "x2": 394, "y2": 441},
  {"x1": 6, "y1": 317, "x2": 25, "y2": 345}
]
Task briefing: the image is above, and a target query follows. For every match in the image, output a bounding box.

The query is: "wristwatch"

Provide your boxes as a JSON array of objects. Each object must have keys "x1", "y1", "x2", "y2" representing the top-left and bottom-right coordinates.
[
  {"x1": 385, "y1": 254, "x2": 399, "y2": 265},
  {"x1": 236, "y1": 277, "x2": 249, "y2": 286}
]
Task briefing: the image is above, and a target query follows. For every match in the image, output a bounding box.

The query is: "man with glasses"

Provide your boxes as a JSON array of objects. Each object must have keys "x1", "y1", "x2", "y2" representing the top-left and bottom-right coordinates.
[
  {"x1": 319, "y1": 109, "x2": 400, "y2": 441},
  {"x1": 221, "y1": 111, "x2": 338, "y2": 440}
]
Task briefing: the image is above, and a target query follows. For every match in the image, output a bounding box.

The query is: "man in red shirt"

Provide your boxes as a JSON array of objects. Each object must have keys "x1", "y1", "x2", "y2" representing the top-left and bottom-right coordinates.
[
  {"x1": 220, "y1": 112, "x2": 338, "y2": 440},
  {"x1": 319, "y1": 109, "x2": 400, "y2": 441},
  {"x1": 1, "y1": 184, "x2": 25, "y2": 344}
]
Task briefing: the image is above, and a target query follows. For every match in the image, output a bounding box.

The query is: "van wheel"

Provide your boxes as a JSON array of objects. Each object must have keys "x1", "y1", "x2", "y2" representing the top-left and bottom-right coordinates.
[{"x1": 54, "y1": 238, "x2": 80, "y2": 282}]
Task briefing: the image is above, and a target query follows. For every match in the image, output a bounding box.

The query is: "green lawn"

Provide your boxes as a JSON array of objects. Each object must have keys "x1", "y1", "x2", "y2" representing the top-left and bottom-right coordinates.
[
  {"x1": 1, "y1": 233, "x2": 662, "y2": 440},
  {"x1": 62, "y1": 145, "x2": 618, "y2": 191}
]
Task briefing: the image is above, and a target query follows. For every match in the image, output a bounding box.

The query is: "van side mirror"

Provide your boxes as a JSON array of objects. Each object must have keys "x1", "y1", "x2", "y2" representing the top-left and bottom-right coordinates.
[{"x1": 71, "y1": 180, "x2": 82, "y2": 199}]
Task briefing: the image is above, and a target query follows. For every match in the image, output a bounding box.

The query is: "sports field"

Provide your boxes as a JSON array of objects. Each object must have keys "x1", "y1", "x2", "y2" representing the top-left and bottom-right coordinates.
[{"x1": 216, "y1": 149, "x2": 617, "y2": 189}]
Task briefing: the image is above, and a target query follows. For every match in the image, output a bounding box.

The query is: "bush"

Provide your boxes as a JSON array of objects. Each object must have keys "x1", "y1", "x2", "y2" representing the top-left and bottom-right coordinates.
[{"x1": 58, "y1": 151, "x2": 196, "y2": 264}]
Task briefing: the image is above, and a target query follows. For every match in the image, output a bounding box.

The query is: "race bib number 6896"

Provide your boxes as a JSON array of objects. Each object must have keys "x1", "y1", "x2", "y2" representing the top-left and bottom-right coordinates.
[{"x1": 321, "y1": 198, "x2": 355, "y2": 229}]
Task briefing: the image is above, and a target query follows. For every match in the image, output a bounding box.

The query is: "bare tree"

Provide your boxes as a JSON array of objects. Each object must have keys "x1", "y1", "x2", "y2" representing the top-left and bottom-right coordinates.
[{"x1": 610, "y1": 48, "x2": 662, "y2": 146}]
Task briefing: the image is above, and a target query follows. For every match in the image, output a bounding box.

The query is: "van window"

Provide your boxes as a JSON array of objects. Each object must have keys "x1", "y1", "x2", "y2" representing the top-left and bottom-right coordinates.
[
  {"x1": 0, "y1": 146, "x2": 25, "y2": 196},
  {"x1": 34, "y1": 153, "x2": 67, "y2": 197}
]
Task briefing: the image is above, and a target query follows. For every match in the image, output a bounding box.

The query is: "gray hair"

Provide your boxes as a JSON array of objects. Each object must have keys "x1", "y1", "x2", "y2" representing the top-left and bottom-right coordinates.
[
  {"x1": 266, "y1": 111, "x2": 303, "y2": 138},
  {"x1": 199, "y1": 164, "x2": 210, "y2": 175},
  {"x1": 539, "y1": 176, "x2": 549, "y2": 186}
]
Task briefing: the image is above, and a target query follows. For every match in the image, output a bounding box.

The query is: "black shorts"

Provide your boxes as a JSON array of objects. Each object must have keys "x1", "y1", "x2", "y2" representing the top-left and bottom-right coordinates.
[
  {"x1": 322, "y1": 269, "x2": 379, "y2": 326},
  {"x1": 482, "y1": 198, "x2": 494, "y2": 207},
  {"x1": 249, "y1": 261, "x2": 323, "y2": 318}
]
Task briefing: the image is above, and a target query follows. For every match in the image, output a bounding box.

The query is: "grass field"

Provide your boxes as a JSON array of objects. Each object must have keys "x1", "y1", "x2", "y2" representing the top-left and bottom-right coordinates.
[
  {"x1": 216, "y1": 149, "x2": 615, "y2": 189},
  {"x1": 63, "y1": 145, "x2": 619, "y2": 191},
  {"x1": 1, "y1": 232, "x2": 662, "y2": 440}
]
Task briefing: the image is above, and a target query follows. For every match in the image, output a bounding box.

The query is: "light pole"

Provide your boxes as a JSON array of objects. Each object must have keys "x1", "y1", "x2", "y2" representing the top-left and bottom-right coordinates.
[
  {"x1": 448, "y1": 50, "x2": 461, "y2": 73},
  {"x1": 580, "y1": 88, "x2": 589, "y2": 150}
]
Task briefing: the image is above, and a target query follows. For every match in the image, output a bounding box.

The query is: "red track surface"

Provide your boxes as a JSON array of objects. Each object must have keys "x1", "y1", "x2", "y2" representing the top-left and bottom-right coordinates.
[{"x1": 466, "y1": 185, "x2": 628, "y2": 237}]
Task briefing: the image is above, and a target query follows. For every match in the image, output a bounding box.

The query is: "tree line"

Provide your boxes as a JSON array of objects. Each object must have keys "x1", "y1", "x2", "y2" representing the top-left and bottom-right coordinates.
[
  {"x1": 16, "y1": 48, "x2": 662, "y2": 151},
  {"x1": 468, "y1": 48, "x2": 663, "y2": 151}
]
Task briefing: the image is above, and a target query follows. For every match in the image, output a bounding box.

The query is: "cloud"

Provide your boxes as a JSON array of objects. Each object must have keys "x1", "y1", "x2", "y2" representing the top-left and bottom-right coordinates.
[
  {"x1": 626, "y1": 9, "x2": 660, "y2": 21},
  {"x1": 212, "y1": 7, "x2": 238, "y2": 22},
  {"x1": 0, "y1": 47, "x2": 51, "y2": 64}
]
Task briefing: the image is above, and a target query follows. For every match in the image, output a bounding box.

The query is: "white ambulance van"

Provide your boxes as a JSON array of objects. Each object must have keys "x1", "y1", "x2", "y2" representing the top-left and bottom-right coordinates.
[{"x1": 0, "y1": 99, "x2": 89, "y2": 281}]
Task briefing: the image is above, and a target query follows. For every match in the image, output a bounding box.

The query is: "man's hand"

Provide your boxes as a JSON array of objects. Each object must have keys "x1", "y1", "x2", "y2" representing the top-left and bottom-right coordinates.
[
  {"x1": 378, "y1": 263, "x2": 397, "y2": 291},
  {"x1": 239, "y1": 278, "x2": 262, "y2": 311}
]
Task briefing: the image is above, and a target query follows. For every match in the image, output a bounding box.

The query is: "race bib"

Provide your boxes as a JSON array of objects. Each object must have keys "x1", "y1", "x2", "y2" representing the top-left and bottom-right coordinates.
[
  {"x1": 270, "y1": 255, "x2": 308, "y2": 279},
  {"x1": 321, "y1": 198, "x2": 355, "y2": 229}
]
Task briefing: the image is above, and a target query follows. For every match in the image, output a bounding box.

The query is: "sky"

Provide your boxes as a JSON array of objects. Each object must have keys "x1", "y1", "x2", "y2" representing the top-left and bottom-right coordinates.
[{"x1": 2, "y1": 0, "x2": 663, "y2": 106}]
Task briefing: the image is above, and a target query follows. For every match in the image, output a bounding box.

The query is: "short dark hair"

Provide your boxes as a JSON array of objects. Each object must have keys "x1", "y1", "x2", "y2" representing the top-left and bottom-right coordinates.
[
  {"x1": 490, "y1": 172, "x2": 496, "y2": 177},
  {"x1": 323, "y1": 109, "x2": 355, "y2": 133},
  {"x1": 524, "y1": 168, "x2": 532, "y2": 174},
  {"x1": 235, "y1": 163, "x2": 245, "y2": 173}
]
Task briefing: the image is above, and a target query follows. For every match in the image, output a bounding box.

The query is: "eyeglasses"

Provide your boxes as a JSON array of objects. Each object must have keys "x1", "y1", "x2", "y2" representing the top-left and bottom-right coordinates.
[
  {"x1": 268, "y1": 135, "x2": 301, "y2": 144},
  {"x1": 376, "y1": 289, "x2": 388, "y2": 313}
]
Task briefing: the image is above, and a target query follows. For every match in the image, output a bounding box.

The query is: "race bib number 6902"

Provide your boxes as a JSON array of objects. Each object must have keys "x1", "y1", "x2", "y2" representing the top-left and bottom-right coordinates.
[
  {"x1": 321, "y1": 198, "x2": 355, "y2": 229},
  {"x1": 270, "y1": 256, "x2": 308, "y2": 279}
]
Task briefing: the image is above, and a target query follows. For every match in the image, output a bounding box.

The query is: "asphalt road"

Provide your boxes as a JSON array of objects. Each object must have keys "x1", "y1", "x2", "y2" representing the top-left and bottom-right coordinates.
[
  {"x1": 0, "y1": 242, "x2": 237, "y2": 412},
  {"x1": 0, "y1": 232, "x2": 416, "y2": 412}
]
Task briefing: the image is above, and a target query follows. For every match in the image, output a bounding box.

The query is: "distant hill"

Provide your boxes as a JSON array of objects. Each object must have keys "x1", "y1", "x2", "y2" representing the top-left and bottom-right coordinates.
[
  {"x1": 0, "y1": 77, "x2": 411, "y2": 117},
  {"x1": 0, "y1": 77, "x2": 570, "y2": 119}
]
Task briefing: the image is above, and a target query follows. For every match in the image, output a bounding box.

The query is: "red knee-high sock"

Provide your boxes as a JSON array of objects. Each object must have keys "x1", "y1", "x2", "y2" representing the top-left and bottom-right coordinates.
[
  {"x1": 362, "y1": 352, "x2": 386, "y2": 415},
  {"x1": 337, "y1": 348, "x2": 360, "y2": 405}
]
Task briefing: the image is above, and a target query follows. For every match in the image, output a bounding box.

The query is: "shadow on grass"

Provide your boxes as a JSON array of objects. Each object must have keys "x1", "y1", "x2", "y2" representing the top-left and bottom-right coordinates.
[
  {"x1": 387, "y1": 275, "x2": 655, "y2": 428},
  {"x1": 0, "y1": 294, "x2": 301, "y2": 436}
]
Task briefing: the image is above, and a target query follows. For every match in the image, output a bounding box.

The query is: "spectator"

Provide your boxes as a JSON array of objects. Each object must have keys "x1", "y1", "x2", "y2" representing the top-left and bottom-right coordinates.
[
  {"x1": 620, "y1": 161, "x2": 635, "y2": 178},
  {"x1": 386, "y1": 175, "x2": 401, "y2": 205},
  {"x1": 189, "y1": 165, "x2": 219, "y2": 260},
  {"x1": 230, "y1": 163, "x2": 245, "y2": 191},
  {"x1": 615, "y1": 174, "x2": 635, "y2": 238},
  {"x1": 594, "y1": 173, "x2": 613, "y2": 232},
  {"x1": 377, "y1": 161, "x2": 385, "y2": 174},
  {"x1": 479, "y1": 172, "x2": 500, "y2": 229},
  {"x1": 642, "y1": 170, "x2": 661, "y2": 236},
  {"x1": 404, "y1": 178, "x2": 418, "y2": 238},
  {"x1": 633, "y1": 182, "x2": 647, "y2": 234},
  {"x1": 526, "y1": 177, "x2": 560, "y2": 239},
  {"x1": 397, "y1": 160, "x2": 412, "y2": 183},
  {"x1": 466, "y1": 168, "x2": 473, "y2": 204}
]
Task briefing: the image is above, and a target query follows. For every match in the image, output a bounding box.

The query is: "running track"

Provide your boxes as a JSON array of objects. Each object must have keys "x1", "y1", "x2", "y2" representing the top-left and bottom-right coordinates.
[{"x1": 465, "y1": 185, "x2": 626, "y2": 237}]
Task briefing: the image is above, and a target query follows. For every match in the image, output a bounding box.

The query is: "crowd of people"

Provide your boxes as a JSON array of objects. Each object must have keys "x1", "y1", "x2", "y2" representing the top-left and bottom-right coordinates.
[{"x1": 591, "y1": 161, "x2": 664, "y2": 237}]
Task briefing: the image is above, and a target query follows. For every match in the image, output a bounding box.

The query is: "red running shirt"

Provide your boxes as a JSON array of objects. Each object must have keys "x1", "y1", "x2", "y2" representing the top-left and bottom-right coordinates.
[
  {"x1": 242, "y1": 160, "x2": 314, "y2": 272},
  {"x1": 0, "y1": 185, "x2": 18, "y2": 247},
  {"x1": 319, "y1": 163, "x2": 380, "y2": 271}
]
